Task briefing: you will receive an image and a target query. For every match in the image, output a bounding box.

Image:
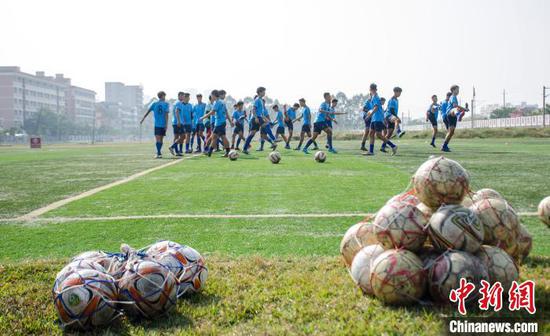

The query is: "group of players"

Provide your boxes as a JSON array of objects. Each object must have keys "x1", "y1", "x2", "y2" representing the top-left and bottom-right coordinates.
[{"x1": 140, "y1": 84, "x2": 468, "y2": 158}]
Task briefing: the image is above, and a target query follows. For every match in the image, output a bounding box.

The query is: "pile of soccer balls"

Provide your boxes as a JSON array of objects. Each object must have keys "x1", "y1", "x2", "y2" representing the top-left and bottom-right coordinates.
[
  {"x1": 341, "y1": 156, "x2": 537, "y2": 306},
  {"x1": 52, "y1": 240, "x2": 207, "y2": 330}
]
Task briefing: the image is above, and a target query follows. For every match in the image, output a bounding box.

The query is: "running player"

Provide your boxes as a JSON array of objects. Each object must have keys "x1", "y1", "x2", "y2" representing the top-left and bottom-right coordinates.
[
  {"x1": 364, "y1": 83, "x2": 398, "y2": 156},
  {"x1": 283, "y1": 103, "x2": 299, "y2": 149},
  {"x1": 201, "y1": 90, "x2": 234, "y2": 157},
  {"x1": 294, "y1": 98, "x2": 317, "y2": 150},
  {"x1": 442, "y1": 85, "x2": 468, "y2": 152},
  {"x1": 302, "y1": 92, "x2": 334, "y2": 154},
  {"x1": 360, "y1": 93, "x2": 372, "y2": 151},
  {"x1": 242, "y1": 87, "x2": 276, "y2": 154},
  {"x1": 140, "y1": 91, "x2": 170, "y2": 158},
  {"x1": 231, "y1": 101, "x2": 246, "y2": 150},
  {"x1": 192, "y1": 94, "x2": 206, "y2": 153},
  {"x1": 169, "y1": 92, "x2": 185, "y2": 156},
  {"x1": 426, "y1": 94, "x2": 440, "y2": 148}
]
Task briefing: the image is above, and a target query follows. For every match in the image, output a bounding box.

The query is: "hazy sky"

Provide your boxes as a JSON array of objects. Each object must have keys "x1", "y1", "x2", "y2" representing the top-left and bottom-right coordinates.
[{"x1": 1, "y1": 0, "x2": 549, "y2": 116}]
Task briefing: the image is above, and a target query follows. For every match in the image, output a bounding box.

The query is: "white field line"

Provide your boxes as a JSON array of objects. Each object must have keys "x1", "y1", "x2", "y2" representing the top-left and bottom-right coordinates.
[
  {"x1": 1, "y1": 212, "x2": 539, "y2": 223},
  {"x1": 14, "y1": 154, "x2": 202, "y2": 221}
]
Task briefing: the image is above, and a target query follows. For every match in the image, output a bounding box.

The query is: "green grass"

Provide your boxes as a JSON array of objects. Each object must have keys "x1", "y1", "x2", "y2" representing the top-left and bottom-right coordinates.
[{"x1": 0, "y1": 139, "x2": 549, "y2": 335}]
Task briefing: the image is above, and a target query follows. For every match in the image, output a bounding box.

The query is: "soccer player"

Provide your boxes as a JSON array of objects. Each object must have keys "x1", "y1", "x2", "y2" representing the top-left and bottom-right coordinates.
[
  {"x1": 302, "y1": 92, "x2": 335, "y2": 154},
  {"x1": 272, "y1": 104, "x2": 289, "y2": 144},
  {"x1": 203, "y1": 95, "x2": 215, "y2": 154},
  {"x1": 140, "y1": 91, "x2": 170, "y2": 158},
  {"x1": 169, "y1": 91, "x2": 185, "y2": 156},
  {"x1": 426, "y1": 94, "x2": 440, "y2": 147},
  {"x1": 384, "y1": 87, "x2": 405, "y2": 141},
  {"x1": 294, "y1": 98, "x2": 317, "y2": 150},
  {"x1": 364, "y1": 83, "x2": 398, "y2": 156},
  {"x1": 231, "y1": 101, "x2": 246, "y2": 150},
  {"x1": 325, "y1": 98, "x2": 346, "y2": 153},
  {"x1": 283, "y1": 103, "x2": 299, "y2": 149},
  {"x1": 442, "y1": 85, "x2": 469, "y2": 152},
  {"x1": 360, "y1": 93, "x2": 372, "y2": 151},
  {"x1": 180, "y1": 93, "x2": 194, "y2": 154},
  {"x1": 201, "y1": 90, "x2": 234, "y2": 157},
  {"x1": 440, "y1": 91, "x2": 452, "y2": 131},
  {"x1": 192, "y1": 94, "x2": 206, "y2": 152},
  {"x1": 242, "y1": 87, "x2": 276, "y2": 154}
]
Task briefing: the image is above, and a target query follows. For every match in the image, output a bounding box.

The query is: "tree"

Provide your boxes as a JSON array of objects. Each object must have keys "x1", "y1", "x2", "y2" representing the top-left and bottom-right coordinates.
[{"x1": 490, "y1": 107, "x2": 515, "y2": 119}]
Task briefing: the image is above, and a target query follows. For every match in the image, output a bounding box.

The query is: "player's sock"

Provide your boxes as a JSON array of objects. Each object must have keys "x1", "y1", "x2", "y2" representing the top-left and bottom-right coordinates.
[
  {"x1": 197, "y1": 136, "x2": 202, "y2": 151},
  {"x1": 381, "y1": 143, "x2": 386, "y2": 149},
  {"x1": 304, "y1": 139, "x2": 313, "y2": 150},
  {"x1": 386, "y1": 141, "x2": 396, "y2": 148},
  {"x1": 442, "y1": 141, "x2": 449, "y2": 149},
  {"x1": 185, "y1": 143, "x2": 189, "y2": 152},
  {"x1": 266, "y1": 128, "x2": 276, "y2": 141},
  {"x1": 431, "y1": 136, "x2": 436, "y2": 145},
  {"x1": 313, "y1": 140, "x2": 318, "y2": 148},
  {"x1": 369, "y1": 144, "x2": 374, "y2": 153},
  {"x1": 236, "y1": 137, "x2": 242, "y2": 148},
  {"x1": 327, "y1": 135, "x2": 333, "y2": 149},
  {"x1": 361, "y1": 140, "x2": 366, "y2": 148},
  {"x1": 156, "y1": 142, "x2": 162, "y2": 155},
  {"x1": 190, "y1": 135, "x2": 194, "y2": 149},
  {"x1": 260, "y1": 140, "x2": 265, "y2": 150},
  {"x1": 243, "y1": 134, "x2": 254, "y2": 150}
]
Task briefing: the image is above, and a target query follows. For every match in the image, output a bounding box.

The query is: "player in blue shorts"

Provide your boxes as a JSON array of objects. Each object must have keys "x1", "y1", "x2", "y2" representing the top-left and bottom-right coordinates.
[
  {"x1": 426, "y1": 94, "x2": 440, "y2": 148},
  {"x1": 257, "y1": 100, "x2": 279, "y2": 151},
  {"x1": 442, "y1": 85, "x2": 469, "y2": 152},
  {"x1": 363, "y1": 83, "x2": 398, "y2": 156},
  {"x1": 168, "y1": 92, "x2": 185, "y2": 156},
  {"x1": 360, "y1": 94, "x2": 372, "y2": 151},
  {"x1": 384, "y1": 87, "x2": 405, "y2": 141},
  {"x1": 440, "y1": 92, "x2": 451, "y2": 130},
  {"x1": 140, "y1": 91, "x2": 170, "y2": 158},
  {"x1": 294, "y1": 98, "x2": 318, "y2": 150},
  {"x1": 242, "y1": 87, "x2": 277, "y2": 154},
  {"x1": 302, "y1": 92, "x2": 335, "y2": 154},
  {"x1": 192, "y1": 94, "x2": 206, "y2": 153},
  {"x1": 231, "y1": 101, "x2": 246, "y2": 150},
  {"x1": 283, "y1": 103, "x2": 299, "y2": 149},
  {"x1": 179, "y1": 93, "x2": 194, "y2": 154},
  {"x1": 272, "y1": 105, "x2": 289, "y2": 144},
  {"x1": 201, "y1": 90, "x2": 234, "y2": 157},
  {"x1": 324, "y1": 98, "x2": 346, "y2": 153}
]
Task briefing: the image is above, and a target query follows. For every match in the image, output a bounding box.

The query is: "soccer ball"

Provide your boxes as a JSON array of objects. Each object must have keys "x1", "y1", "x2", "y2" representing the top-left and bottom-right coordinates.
[
  {"x1": 412, "y1": 156, "x2": 470, "y2": 209},
  {"x1": 387, "y1": 191, "x2": 420, "y2": 207},
  {"x1": 373, "y1": 201, "x2": 428, "y2": 252},
  {"x1": 53, "y1": 269, "x2": 119, "y2": 330},
  {"x1": 416, "y1": 202, "x2": 434, "y2": 219},
  {"x1": 349, "y1": 244, "x2": 385, "y2": 295},
  {"x1": 370, "y1": 249, "x2": 426, "y2": 305},
  {"x1": 461, "y1": 195, "x2": 474, "y2": 208},
  {"x1": 118, "y1": 259, "x2": 178, "y2": 318},
  {"x1": 70, "y1": 250, "x2": 127, "y2": 279},
  {"x1": 146, "y1": 240, "x2": 183, "y2": 254},
  {"x1": 470, "y1": 198, "x2": 519, "y2": 250},
  {"x1": 472, "y1": 188, "x2": 504, "y2": 203},
  {"x1": 418, "y1": 246, "x2": 441, "y2": 269},
  {"x1": 228, "y1": 150, "x2": 239, "y2": 161},
  {"x1": 268, "y1": 151, "x2": 281, "y2": 164},
  {"x1": 538, "y1": 196, "x2": 550, "y2": 227},
  {"x1": 314, "y1": 151, "x2": 326, "y2": 163},
  {"x1": 475, "y1": 245, "x2": 519, "y2": 291},
  {"x1": 428, "y1": 204, "x2": 484, "y2": 253},
  {"x1": 56, "y1": 259, "x2": 107, "y2": 285},
  {"x1": 340, "y1": 221, "x2": 378, "y2": 268},
  {"x1": 428, "y1": 250, "x2": 489, "y2": 304},
  {"x1": 515, "y1": 224, "x2": 532, "y2": 263}
]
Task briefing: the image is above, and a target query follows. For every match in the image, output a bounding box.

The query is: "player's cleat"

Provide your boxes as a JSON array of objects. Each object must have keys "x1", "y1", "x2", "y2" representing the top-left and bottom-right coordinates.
[
  {"x1": 285, "y1": 144, "x2": 291, "y2": 149},
  {"x1": 294, "y1": 147, "x2": 301, "y2": 150},
  {"x1": 271, "y1": 143, "x2": 278, "y2": 150},
  {"x1": 256, "y1": 148, "x2": 264, "y2": 151},
  {"x1": 360, "y1": 146, "x2": 367, "y2": 151},
  {"x1": 222, "y1": 153, "x2": 229, "y2": 158},
  {"x1": 391, "y1": 146, "x2": 398, "y2": 156},
  {"x1": 242, "y1": 149, "x2": 250, "y2": 155},
  {"x1": 328, "y1": 148, "x2": 338, "y2": 154},
  {"x1": 398, "y1": 130, "x2": 406, "y2": 138},
  {"x1": 235, "y1": 147, "x2": 240, "y2": 151},
  {"x1": 363, "y1": 152, "x2": 374, "y2": 156},
  {"x1": 176, "y1": 153, "x2": 183, "y2": 157},
  {"x1": 380, "y1": 147, "x2": 388, "y2": 153},
  {"x1": 185, "y1": 150, "x2": 192, "y2": 154},
  {"x1": 302, "y1": 148, "x2": 309, "y2": 154},
  {"x1": 169, "y1": 146, "x2": 176, "y2": 156},
  {"x1": 155, "y1": 154, "x2": 162, "y2": 159},
  {"x1": 441, "y1": 146, "x2": 451, "y2": 152},
  {"x1": 312, "y1": 146, "x2": 319, "y2": 150},
  {"x1": 325, "y1": 144, "x2": 329, "y2": 149},
  {"x1": 430, "y1": 142, "x2": 436, "y2": 148},
  {"x1": 194, "y1": 149, "x2": 202, "y2": 153}
]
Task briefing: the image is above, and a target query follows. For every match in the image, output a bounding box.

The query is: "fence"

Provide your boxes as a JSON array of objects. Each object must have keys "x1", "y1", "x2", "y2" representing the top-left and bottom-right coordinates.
[{"x1": 403, "y1": 115, "x2": 545, "y2": 132}]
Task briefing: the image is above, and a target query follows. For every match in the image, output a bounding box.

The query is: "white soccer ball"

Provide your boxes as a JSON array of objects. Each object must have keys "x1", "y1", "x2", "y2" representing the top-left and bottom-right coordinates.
[
  {"x1": 314, "y1": 151, "x2": 326, "y2": 163},
  {"x1": 118, "y1": 259, "x2": 178, "y2": 319},
  {"x1": 538, "y1": 196, "x2": 550, "y2": 227},
  {"x1": 472, "y1": 188, "x2": 504, "y2": 203},
  {"x1": 370, "y1": 249, "x2": 426, "y2": 305},
  {"x1": 386, "y1": 191, "x2": 420, "y2": 207},
  {"x1": 373, "y1": 201, "x2": 428, "y2": 252},
  {"x1": 268, "y1": 151, "x2": 281, "y2": 164},
  {"x1": 350, "y1": 244, "x2": 385, "y2": 295},
  {"x1": 470, "y1": 198, "x2": 519, "y2": 254},
  {"x1": 56, "y1": 259, "x2": 107, "y2": 285},
  {"x1": 413, "y1": 156, "x2": 470, "y2": 210},
  {"x1": 428, "y1": 204, "x2": 484, "y2": 253},
  {"x1": 228, "y1": 150, "x2": 239, "y2": 161},
  {"x1": 53, "y1": 269, "x2": 119, "y2": 330},
  {"x1": 340, "y1": 220, "x2": 378, "y2": 268},
  {"x1": 475, "y1": 245, "x2": 519, "y2": 291}
]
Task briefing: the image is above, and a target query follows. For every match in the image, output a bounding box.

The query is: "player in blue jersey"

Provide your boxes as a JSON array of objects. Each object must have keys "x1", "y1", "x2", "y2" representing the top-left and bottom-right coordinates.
[
  {"x1": 384, "y1": 87, "x2": 405, "y2": 142},
  {"x1": 179, "y1": 93, "x2": 194, "y2": 154},
  {"x1": 203, "y1": 95, "x2": 215, "y2": 153},
  {"x1": 360, "y1": 94, "x2": 372, "y2": 151},
  {"x1": 442, "y1": 85, "x2": 469, "y2": 152},
  {"x1": 324, "y1": 98, "x2": 346, "y2": 153},
  {"x1": 231, "y1": 101, "x2": 246, "y2": 150},
  {"x1": 192, "y1": 94, "x2": 206, "y2": 153},
  {"x1": 140, "y1": 91, "x2": 170, "y2": 158},
  {"x1": 440, "y1": 92, "x2": 452, "y2": 130},
  {"x1": 294, "y1": 98, "x2": 318, "y2": 150},
  {"x1": 426, "y1": 94, "x2": 440, "y2": 148},
  {"x1": 168, "y1": 92, "x2": 185, "y2": 156},
  {"x1": 272, "y1": 105, "x2": 289, "y2": 144},
  {"x1": 242, "y1": 87, "x2": 277, "y2": 154},
  {"x1": 257, "y1": 99, "x2": 279, "y2": 151},
  {"x1": 201, "y1": 90, "x2": 234, "y2": 157},
  {"x1": 302, "y1": 92, "x2": 335, "y2": 154},
  {"x1": 283, "y1": 103, "x2": 299, "y2": 149},
  {"x1": 363, "y1": 83, "x2": 398, "y2": 156}
]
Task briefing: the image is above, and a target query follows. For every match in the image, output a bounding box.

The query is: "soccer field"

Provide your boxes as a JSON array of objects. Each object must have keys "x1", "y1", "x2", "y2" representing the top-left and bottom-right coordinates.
[{"x1": 0, "y1": 138, "x2": 549, "y2": 335}]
